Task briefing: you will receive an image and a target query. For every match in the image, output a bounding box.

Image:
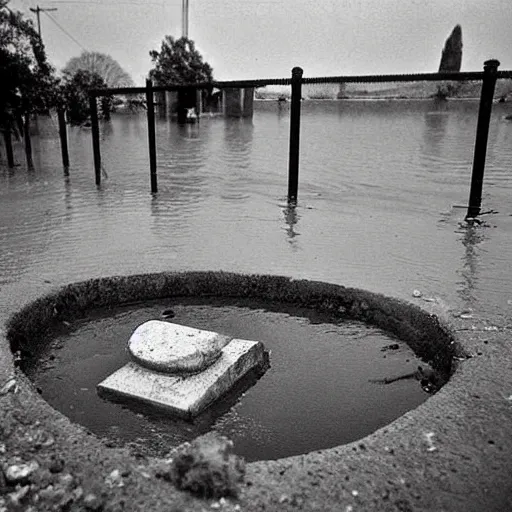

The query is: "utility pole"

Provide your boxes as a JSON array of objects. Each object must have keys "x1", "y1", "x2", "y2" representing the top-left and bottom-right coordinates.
[
  {"x1": 181, "y1": 0, "x2": 189, "y2": 38},
  {"x1": 29, "y1": 5, "x2": 57, "y2": 40}
]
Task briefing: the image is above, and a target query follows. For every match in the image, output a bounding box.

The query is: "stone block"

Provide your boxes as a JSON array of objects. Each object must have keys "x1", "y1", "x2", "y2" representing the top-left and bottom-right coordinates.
[
  {"x1": 97, "y1": 339, "x2": 266, "y2": 419},
  {"x1": 128, "y1": 320, "x2": 231, "y2": 374}
]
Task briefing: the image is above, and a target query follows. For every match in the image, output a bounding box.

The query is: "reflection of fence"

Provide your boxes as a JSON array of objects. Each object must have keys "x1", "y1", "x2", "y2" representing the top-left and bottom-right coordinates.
[{"x1": 86, "y1": 60, "x2": 512, "y2": 220}]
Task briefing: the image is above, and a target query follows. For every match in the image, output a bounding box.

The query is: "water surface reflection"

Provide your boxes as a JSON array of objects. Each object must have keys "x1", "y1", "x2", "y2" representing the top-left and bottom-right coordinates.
[{"x1": 0, "y1": 101, "x2": 511, "y2": 321}]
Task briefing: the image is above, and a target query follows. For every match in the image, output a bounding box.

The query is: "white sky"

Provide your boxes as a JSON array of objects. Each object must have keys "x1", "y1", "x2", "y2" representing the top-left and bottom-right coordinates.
[{"x1": 9, "y1": 0, "x2": 512, "y2": 85}]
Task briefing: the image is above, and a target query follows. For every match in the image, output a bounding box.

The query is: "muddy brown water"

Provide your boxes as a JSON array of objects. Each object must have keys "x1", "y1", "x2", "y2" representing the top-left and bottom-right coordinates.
[{"x1": 26, "y1": 298, "x2": 432, "y2": 462}]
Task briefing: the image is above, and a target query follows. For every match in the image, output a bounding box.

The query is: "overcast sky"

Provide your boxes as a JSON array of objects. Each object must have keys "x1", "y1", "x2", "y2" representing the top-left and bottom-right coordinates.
[{"x1": 10, "y1": 0, "x2": 512, "y2": 84}]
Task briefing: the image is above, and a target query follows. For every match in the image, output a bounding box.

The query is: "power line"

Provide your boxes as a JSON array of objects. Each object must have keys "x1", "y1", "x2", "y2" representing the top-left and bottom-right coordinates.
[{"x1": 42, "y1": 10, "x2": 86, "y2": 50}]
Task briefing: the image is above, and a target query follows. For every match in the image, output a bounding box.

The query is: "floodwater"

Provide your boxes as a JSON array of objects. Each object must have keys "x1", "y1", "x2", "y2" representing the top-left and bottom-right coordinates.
[
  {"x1": 1, "y1": 100, "x2": 512, "y2": 315},
  {"x1": 25, "y1": 298, "x2": 431, "y2": 461},
  {"x1": 2, "y1": 98, "x2": 512, "y2": 456}
]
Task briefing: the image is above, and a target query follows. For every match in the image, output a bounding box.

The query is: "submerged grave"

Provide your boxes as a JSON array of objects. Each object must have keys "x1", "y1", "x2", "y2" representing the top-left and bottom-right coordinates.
[{"x1": 9, "y1": 272, "x2": 460, "y2": 462}]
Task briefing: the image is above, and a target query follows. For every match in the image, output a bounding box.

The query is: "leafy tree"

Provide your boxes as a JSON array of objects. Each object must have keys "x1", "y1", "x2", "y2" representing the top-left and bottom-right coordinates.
[
  {"x1": 149, "y1": 36, "x2": 213, "y2": 85},
  {"x1": 1, "y1": 2, "x2": 56, "y2": 120},
  {"x1": 61, "y1": 69, "x2": 113, "y2": 125},
  {"x1": 63, "y1": 51, "x2": 134, "y2": 88},
  {"x1": 1, "y1": 0, "x2": 57, "y2": 165}
]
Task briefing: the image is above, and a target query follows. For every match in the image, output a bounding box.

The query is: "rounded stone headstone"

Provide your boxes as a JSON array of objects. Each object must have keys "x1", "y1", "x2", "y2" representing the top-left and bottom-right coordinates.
[{"x1": 128, "y1": 320, "x2": 232, "y2": 374}]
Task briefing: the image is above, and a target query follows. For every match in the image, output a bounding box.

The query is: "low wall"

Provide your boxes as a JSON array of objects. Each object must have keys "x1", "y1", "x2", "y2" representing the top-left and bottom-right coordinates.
[{"x1": 6, "y1": 271, "x2": 459, "y2": 376}]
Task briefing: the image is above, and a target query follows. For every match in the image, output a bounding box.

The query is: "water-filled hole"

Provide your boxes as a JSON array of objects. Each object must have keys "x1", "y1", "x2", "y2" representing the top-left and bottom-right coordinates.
[{"x1": 24, "y1": 296, "x2": 439, "y2": 462}]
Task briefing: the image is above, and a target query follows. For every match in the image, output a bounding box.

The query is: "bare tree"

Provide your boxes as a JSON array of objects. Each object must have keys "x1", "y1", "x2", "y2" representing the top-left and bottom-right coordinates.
[{"x1": 62, "y1": 51, "x2": 134, "y2": 88}]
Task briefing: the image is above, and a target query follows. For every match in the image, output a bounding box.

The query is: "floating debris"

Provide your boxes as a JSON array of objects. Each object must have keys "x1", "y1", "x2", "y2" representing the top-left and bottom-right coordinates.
[
  {"x1": 453, "y1": 309, "x2": 473, "y2": 319},
  {"x1": 380, "y1": 343, "x2": 400, "y2": 352},
  {"x1": 412, "y1": 290, "x2": 422, "y2": 298},
  {"x1": 161, "y1": 308, "x2": 176, "y2": 319}
]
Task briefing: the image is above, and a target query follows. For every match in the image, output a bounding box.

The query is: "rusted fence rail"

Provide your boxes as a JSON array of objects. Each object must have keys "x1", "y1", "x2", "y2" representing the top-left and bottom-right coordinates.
[{"x1": 88, "y1": 60, "x2": 511, "y2": 218}]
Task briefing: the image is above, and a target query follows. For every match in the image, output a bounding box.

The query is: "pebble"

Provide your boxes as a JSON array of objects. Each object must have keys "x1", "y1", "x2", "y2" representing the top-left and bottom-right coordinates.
[
  {"x1": 58, "y1": 473, "x2": 74, "y2": 489},
  {"x1": 0, "y1": 378, "x2": 17, "y2": 395},
  {"x1": 33, "y1": 430, "x2": 55, "y2": 449},
  {"x1": 105, "y1": 469, "x2": 124, "y2": 488},
  {"x1": 49, "y1": 456, "x2": 65, "y2": 474},
  {"x1": 7, "y1": 485, "x2": 30, "y2": 505},
  {"x1": 73, "y1": 486, "x2": 84, "y2": 501},
  {"x1": 5, "y1": 461, "x2": 39, "y2": 484},
  {"x1": 83, "y1": 493, "x2": 103, "y2": 511}
]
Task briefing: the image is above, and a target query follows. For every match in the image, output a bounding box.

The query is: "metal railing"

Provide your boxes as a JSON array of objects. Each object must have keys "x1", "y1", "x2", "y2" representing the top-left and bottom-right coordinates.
[{"x1": 82, "y1": 59, "x2": 511, "y2": 220}]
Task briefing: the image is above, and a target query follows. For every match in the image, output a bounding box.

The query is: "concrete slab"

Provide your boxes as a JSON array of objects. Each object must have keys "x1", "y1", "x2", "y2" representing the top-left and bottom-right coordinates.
[{"x1": 98, "y1": 338, "x2": 266, "y2": 419}]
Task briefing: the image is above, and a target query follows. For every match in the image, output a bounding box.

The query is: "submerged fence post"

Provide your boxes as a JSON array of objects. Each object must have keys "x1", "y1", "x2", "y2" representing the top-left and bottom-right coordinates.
[
  {"x1": 3, "y1": 129, "x2": 14, "y2": 168},
  {"x1": 466, "y1": 59, "x2": 500, "y2": 219},
  {"x1": 146, "y1": 79, "x2": 158, "y2": 193},
  {"x1": 288, "y1": 66, "x2": 303, "y2": 204},
  {"x1": 57, "y1": 108, "x2": 70, "y2": 173},
  {"x1": 23, "y1": 113, "x2": 34, "y2": 169},
  {"x1": 89, "y1": 94, "x2": 102, "y2": 186}
]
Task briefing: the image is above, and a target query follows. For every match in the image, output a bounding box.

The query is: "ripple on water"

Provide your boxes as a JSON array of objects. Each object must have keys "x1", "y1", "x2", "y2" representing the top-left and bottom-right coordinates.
[{"x1": 0, "y1": 101, "x2": 511, "y2": 316}]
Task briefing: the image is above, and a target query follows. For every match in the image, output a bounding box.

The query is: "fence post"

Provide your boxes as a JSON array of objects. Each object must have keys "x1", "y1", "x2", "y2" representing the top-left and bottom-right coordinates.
[
  {"x1": 146, "y1": 79, "x2": 158, "y2": 193},
  {"x1": 23, "y1": 113, "x2": 34, "y2": 169},
  {"x1": 288, "y1": 66, "x2": 303, "y2": 204},
  {"x1": 2, "y1": 129, "x2": 14, "y2": 168},
  {"x1": 466, "y1": 59, "x2": 500, "y2": 219},
  {"x1": 89, "y1": 94, "x2": 102, "y2": 186},
  {"x1": 57, "y1": 108, "x2": 70, "y2": 173}
]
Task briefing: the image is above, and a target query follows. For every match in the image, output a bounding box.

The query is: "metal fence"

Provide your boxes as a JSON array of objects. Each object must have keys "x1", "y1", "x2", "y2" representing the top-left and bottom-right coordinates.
[{"x1": 85, "y1": 59, "x2": 511, "y2": 220}]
